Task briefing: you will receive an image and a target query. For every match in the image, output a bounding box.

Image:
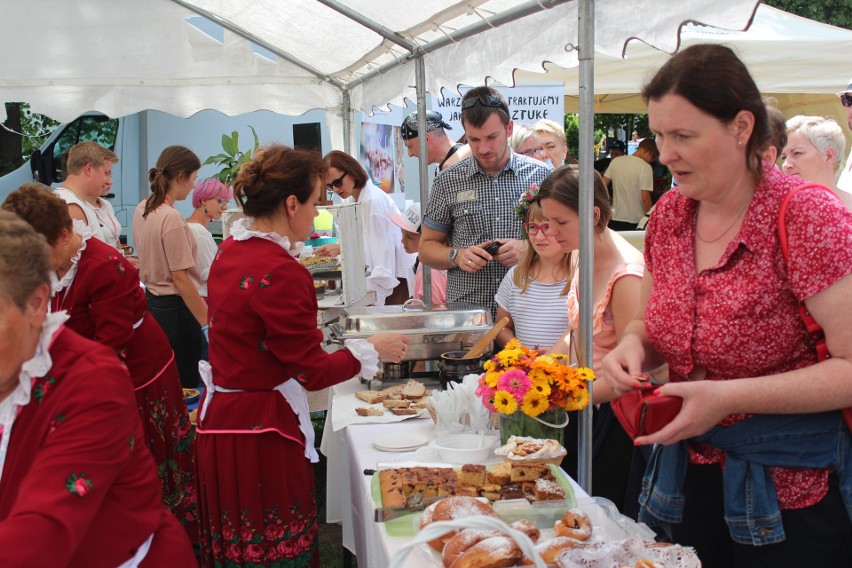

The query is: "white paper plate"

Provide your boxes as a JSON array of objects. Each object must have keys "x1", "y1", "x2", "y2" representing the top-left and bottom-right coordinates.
[{"x1": 373, "y1": 432, "x2": 429, "y2": 452}]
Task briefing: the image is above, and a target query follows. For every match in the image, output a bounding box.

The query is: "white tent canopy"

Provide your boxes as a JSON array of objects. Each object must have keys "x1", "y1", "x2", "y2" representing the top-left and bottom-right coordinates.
[
  {"x1": 516, "y1": 4, "x2": 851, "y2": 133},
  {"x1": 0, "y1": 0, "x2": 760, "y2": 147}
]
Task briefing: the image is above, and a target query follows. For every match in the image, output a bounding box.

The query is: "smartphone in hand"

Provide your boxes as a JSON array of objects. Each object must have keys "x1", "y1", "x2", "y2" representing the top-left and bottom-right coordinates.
[{"x1": 483, "y1": 241, "x2": 501, "y2": 256}]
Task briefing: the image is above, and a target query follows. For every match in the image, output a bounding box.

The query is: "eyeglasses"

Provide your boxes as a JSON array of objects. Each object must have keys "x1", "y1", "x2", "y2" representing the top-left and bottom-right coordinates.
[
  {"x1": 327, "y1": 172, "x2": 347, "y2": 191},
  {"x1": 841, "y1": 93, "x2": 852, "y2": 108},
  {"x1": 522, "y1": 222, "x2": 550, "y2": 236},
  {"x1": 461, "y1": 95, "x2": 509, "y2": 115},
  {"x1": 216, "y1": 198, "x2": 230, "y2": 206},
  {"x1": 519, "y1": 147, "x2": 544, "y2": 157}
]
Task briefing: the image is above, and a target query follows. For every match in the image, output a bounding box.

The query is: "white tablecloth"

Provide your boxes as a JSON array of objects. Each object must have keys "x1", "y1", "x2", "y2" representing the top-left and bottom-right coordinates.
[{"x1": 319, "y1": 379, "x2": 590, "y2": 567}]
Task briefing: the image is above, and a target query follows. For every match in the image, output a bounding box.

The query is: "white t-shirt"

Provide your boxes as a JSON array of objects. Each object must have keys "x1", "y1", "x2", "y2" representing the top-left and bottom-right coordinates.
[
  {"x1": 837, "y1": 151, "x2": 852, "y2": 195},
  {"x1": 604, "y1": 155, "x2": 653, "y2": 224},
  {"x1": 92, "y1": 197, "x2": 121, "y2": 249},
  {"x1": 187, "y1": 222, "x2": 218, "y2": 297},
  {"x1": 55, "y1": 188, "x2": 120, "y2": 248},
  {"x1": 357, "y1": 181, "x2": 416, "y2": 305},
  {"x1": 495, "y1": 266, "x2": 569, "y2": 350}
]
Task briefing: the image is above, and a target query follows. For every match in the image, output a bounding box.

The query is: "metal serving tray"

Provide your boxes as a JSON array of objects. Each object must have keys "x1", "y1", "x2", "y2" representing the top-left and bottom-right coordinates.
[{"x1": 330, "y1": 303, "x2": 492, "y2": 361}]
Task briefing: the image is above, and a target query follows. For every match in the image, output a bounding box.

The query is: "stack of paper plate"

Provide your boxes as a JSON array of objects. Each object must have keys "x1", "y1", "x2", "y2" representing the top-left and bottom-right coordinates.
[{"x1": 372, "y1": 432, "x2": 429, "y2": 452}]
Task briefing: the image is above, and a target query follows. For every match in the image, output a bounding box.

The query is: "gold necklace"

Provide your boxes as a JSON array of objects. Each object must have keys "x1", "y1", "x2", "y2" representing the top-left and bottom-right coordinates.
[{"x1": 695, "y1": 199, "x2": 751, "y2": 244}]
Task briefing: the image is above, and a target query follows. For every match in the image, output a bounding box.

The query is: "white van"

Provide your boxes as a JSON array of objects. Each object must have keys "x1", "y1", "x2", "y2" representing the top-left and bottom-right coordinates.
[{"x1": 0, "y1": 109, "x2": 330, "y2": 244}]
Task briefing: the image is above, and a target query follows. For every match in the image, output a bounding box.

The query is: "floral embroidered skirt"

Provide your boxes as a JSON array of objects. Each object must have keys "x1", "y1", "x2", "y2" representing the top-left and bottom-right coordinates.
[
  {"x1": 196, "y1": 430, "x2": 319, "y2": 568},
  {"x1": 135, "y1": 359, "x2": 199, "y2": 550}
]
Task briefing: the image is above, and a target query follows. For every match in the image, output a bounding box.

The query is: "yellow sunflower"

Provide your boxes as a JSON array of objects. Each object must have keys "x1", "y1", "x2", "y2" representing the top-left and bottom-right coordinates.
[
  {"x1": 575, "y1": 367, "x2": 596, "y2": 382},
  {"x1": 529, "y1": 381, "x2": 551, "y2": 398},
  {"x1": 492, "y1": 390, "x2": 519, "y2": 415},
  {"x1": 482, "y1": 371, "x2": 502, "y2": 388},
  {"x1": 530, "y1": 354, "x2": 557, "y2": 369},
  {"x1": 528, "y1": 367, "x2": 552, "y2": 385},
  {"x1": 521, "y1": 391, "x2": 549, "y2": 417},
  {"x1": 563, "y1": 383, "x2": 590, "y2": 411}
]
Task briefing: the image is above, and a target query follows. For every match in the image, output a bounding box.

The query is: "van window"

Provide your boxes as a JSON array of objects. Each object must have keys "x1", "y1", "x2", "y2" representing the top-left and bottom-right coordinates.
[{"x1": 51, "y1": 115, "x2": 118, "y2": 181}]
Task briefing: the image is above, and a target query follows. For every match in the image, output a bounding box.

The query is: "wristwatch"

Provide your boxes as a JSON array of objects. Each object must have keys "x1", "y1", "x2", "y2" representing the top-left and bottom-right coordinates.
[{"x1": 448, "y1": 248, "x2": 459, "y2": 267}]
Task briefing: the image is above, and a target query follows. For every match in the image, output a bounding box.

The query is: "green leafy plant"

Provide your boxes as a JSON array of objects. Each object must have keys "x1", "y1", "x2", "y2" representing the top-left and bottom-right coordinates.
[{"x1": 203, "y1": 126, "x2": 259, "y2": 185}]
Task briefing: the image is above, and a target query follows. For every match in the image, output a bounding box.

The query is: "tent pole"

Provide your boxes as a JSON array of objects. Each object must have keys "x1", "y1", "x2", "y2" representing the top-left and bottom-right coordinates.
[
  {"x1": 342, "y1": 90, "x2": 352, "y2": 154},
  {"x1": 315, "y1": 0, "x2": 417, "y2": 52},
  {"x1": 414, "y1": 56, "x2": 433, "y2": 304},
  {"x1": 576, "y1": 0, "x2": 595, "y2": 495},
  {"x1": 347, "y1": 0, "x2": 570, "y2": 90}
]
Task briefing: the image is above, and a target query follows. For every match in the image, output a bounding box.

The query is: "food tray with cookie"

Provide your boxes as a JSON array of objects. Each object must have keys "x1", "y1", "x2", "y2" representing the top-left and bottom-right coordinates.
[
  {"x1": 371, "y1": 462, "x2": 576, "y2": 537},
  {"x1": 494, "y1": 435, "x2": 568, "y2": 465}
]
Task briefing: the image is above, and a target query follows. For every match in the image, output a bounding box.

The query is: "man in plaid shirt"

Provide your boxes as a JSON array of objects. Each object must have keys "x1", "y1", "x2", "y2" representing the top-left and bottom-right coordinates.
[{"x1": 420, "y1": 86, "x2": 551, "y2": 317}]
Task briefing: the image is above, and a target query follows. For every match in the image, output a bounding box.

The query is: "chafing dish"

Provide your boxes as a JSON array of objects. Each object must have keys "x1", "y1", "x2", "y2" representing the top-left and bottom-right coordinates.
[{"x1": 329, "y1": 303, "x2": 493, "y2": 362}]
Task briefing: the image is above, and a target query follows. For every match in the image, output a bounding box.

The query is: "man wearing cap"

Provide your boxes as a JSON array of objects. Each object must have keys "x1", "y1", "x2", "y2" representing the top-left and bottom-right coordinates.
[
  {"x1": 603, "y1": 138, "x2": 659, "y2": 231},
  {"x1": 594, "y1": 138, "x2": 626, "y2": 176},
  {"x1": 419, "y1": 86, "x2": 551, "y2": 318},
  {"x1": 837, "y1": 78, "x2": 852, "y2": 194},
  {"x1": 400, "y1": 111, "x2": 471, "y2": 171},
  {"x1": 387, "y1": 203, "x2": 448, "y2": 303}
]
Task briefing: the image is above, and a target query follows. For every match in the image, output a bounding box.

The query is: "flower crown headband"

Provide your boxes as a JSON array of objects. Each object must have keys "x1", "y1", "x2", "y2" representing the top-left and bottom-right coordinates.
[{"x1": 514, "y1": 184, "x2": 539, "y2": 238}]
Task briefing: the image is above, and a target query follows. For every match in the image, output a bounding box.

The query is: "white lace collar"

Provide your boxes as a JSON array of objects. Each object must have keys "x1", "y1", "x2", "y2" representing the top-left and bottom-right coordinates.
[
  {"x1": 229, "y1": 217, "x2": 303, "y2": 258},
  {"x1": 0, "y1": 311, "x2": 69, "y2": 481},
  {"x1": 52, "y1": 222, "x2": 92, "y2": 294}
]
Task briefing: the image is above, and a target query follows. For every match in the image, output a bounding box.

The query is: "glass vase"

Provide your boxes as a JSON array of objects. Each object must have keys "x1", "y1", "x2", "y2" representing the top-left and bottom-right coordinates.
[{"x1": 499, "y1": 408, "x2": 567, "y2": 445}]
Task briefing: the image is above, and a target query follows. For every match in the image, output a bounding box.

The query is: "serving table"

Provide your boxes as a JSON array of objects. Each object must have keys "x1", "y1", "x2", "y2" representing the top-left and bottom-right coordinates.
[{"x1": 319, "y1": 378, "x2": 590, "y2": 568}]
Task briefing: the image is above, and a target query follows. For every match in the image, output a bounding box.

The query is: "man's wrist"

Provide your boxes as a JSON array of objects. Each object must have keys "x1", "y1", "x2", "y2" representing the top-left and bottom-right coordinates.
[{"x1": 447, "y1": 247, "x2": 459, "y2": 269}]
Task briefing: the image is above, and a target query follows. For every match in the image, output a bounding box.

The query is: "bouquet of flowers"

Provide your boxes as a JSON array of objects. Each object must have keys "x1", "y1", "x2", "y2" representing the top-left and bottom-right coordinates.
[{"x1": 476, "y1": 339, "x2": 595, "y2": 419}]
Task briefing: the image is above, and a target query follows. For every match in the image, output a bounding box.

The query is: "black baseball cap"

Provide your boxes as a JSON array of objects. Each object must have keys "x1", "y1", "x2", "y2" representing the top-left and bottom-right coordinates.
[
  {"x1": 607, "y1": 139, "x2": 626, "y2": 152},
  {"x1": 400, "y1": 111, "x2": 452, "y2": 140}
]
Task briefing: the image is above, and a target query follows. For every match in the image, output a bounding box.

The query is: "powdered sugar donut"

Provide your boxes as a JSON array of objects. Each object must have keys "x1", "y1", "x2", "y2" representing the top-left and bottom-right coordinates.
[{"x1": 554, "y1": 508, "x2": 592, "y2": 541}]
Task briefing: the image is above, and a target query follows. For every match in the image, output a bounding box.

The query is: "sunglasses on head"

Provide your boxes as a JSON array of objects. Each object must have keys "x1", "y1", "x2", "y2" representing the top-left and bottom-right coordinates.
[
  {"x1": 327, "y1": 172, "x2": 347, "y2": 191},
  {"x1": 841, "y1": 93, "x2": 852, "y2": 108},
  {"x1": 461, "y1": 95, "x2": 509, "y2": 114}
]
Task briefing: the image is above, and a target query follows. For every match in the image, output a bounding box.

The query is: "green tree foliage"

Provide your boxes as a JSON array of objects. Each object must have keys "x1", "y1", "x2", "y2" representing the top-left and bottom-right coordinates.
[
  {"x1": 0, "y1": 103, "x2": 59, "y2": 176},
  {"x1": 762, "y1": 0, "x2": 851, "y2": 29}
]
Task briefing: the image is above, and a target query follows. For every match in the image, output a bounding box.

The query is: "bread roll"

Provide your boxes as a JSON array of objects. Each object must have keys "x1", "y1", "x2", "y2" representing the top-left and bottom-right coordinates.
[
  {"x1": 449, "y1": 536, "x2": 522, "y2": 568},
  {"x1": 534, "y1": 536, "x2": 582, "y2": 564},
  {"x1": 441, "y1": 529, "x2": 496, "y2": 568},
  {"x1": 419, "y1": 496, "x2": 497, "y2": 552}
]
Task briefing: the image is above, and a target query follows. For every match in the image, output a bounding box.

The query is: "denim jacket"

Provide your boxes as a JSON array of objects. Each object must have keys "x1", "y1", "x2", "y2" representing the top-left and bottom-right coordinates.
[{"x1": 639, "y1": 411, "x2": 852, "y2": 545}]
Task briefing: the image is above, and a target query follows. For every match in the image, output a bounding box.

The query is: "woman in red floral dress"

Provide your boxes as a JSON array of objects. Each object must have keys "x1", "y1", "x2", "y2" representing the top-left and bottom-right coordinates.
[
  {"x1": 1, "y1": 184, "x2": 198, "y2": 549},
  {"x1": 603, "y1": 45, "x2": 852, "y2": 566},
  {"x1": 0, "y1": 210, "x2": 195, "y2": 567},
  {"x1": 197, "y1": 145, "x2": 408, "y2": 567}
]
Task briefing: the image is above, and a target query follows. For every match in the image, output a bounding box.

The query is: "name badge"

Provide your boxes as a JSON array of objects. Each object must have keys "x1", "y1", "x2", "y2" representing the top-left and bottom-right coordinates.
[{"x1": 457, "y1": 190, "x2": 477, "y2": 203}]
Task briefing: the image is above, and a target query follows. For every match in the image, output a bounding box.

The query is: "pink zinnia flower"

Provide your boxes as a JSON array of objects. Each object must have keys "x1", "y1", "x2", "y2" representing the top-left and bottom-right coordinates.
[
  {"x1": 497, "y1": 369, "x2": 532, "y2": 403},
  {"x1": 478, "y1": 385, "x2": 497, "y2": 412}
]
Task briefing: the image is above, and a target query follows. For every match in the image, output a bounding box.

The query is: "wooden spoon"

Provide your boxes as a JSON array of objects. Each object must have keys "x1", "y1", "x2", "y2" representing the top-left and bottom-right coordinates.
[{"x1": 462, "y1": 317, "x2": 509, "y2": 359}]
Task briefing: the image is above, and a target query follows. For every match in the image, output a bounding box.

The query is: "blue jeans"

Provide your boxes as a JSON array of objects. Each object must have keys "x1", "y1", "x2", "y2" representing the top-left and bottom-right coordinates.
[
  {"x1": 640, "y1": 411, "x2": 852, "y2": 545},
  {"x1": 146, "y1": 292, "x2": 202, "y2": 388}
]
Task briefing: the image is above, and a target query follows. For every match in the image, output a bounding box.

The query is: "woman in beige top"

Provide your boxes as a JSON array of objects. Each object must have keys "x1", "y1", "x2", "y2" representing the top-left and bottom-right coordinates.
[{"x1": 133, "y1": 145, "x2": 205, "y2": 388}]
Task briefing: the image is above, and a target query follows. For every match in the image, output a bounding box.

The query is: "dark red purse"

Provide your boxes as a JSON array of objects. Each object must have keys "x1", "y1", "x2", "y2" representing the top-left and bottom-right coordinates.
[
  {"x1": 611, "y1": 389, "x2": 683, "y2": 440},
  {"x1": 778, "y1": 184, "x2": 852, "y2": 431}
]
